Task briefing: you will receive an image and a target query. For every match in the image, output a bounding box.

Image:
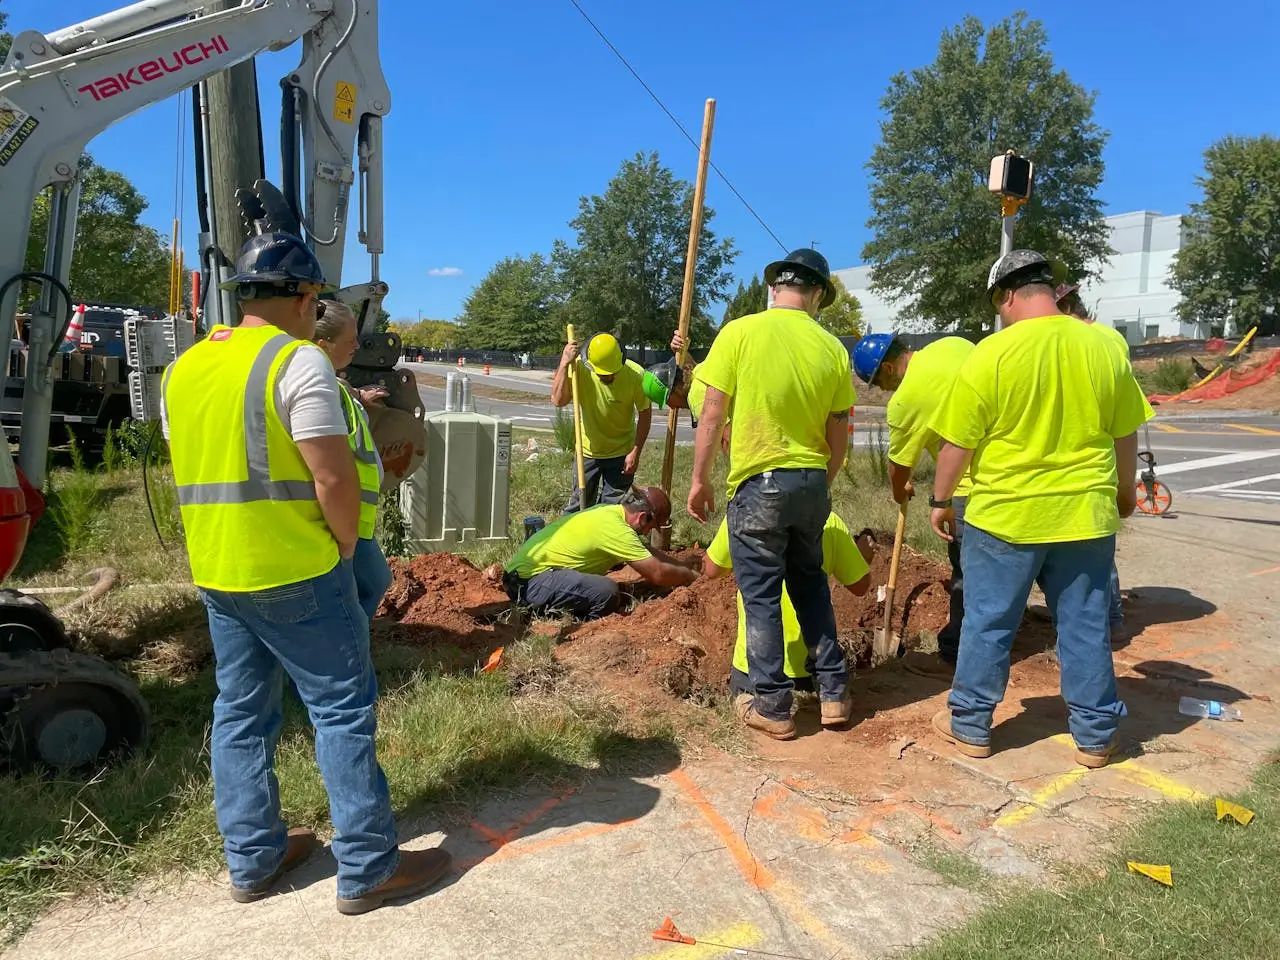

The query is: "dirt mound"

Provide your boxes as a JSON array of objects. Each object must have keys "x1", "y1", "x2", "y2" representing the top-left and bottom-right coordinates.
[
  {"x1": 558, "y1": 540, "x2": 951, "y2": 705},
  {"x1": 374, "y1": 554, "x2": 515, "y2": 660}
]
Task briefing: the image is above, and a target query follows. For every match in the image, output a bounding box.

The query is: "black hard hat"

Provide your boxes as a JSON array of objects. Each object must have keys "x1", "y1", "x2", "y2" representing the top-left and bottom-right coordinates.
[
  {"x1": 986, "y1": 249, "x2": 1065, "y2": 304},
  {"x1": 218, "y1": 232, "x2": 333, "y2": 294},
  {"x1": 764, "y1": 248, "x2": 835, "y2": 309}
]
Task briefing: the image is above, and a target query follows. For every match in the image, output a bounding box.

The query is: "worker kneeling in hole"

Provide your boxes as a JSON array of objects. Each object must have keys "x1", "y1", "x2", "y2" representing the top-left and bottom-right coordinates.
[
  {"x1": 163, "y1": 233, "x2": 449, "y2": 914},
  {"x1": 704, "y1": 511, "x2": 872, "y2": 726},
  {"x1": 496, "y1": 486, "x2": 698, "y2": 619},
  {"x1": 311, "y1": 301, "x2": 392, "y2": 620},
  {"x1": 551, "y1": 333, "x2": 652, "y2": 513}
]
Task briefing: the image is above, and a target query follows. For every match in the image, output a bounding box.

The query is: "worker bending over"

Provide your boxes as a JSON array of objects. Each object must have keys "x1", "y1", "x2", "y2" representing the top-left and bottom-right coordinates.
[
  {"x1": 704, "y1": 512, "x2": 871, "y2": 739},
  {"x1": 689, "y1": 248, "x2": 856, "y2": 738},
  {"x1": 163, "y1": 233, "x2": 448, "y2": 914},
  {"x1": 853, "y1": 332, "x2": 974, "y2": 677},
  {"x1": 928, "y1": 250, "x2": 1152, "y2": 769},
  {"x1": 551, "y1": 332, "x2": 652, "y2": 513},
  {"x1": 1056, "y1": 283, "x2": 1154, "y2": 647},
  {"x1": 500, "y1": 486, "x2": 697, "y2": 619}
]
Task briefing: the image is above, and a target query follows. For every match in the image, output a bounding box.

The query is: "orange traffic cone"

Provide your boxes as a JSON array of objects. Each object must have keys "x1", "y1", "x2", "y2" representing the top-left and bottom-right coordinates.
[
  {"x1": 484, "y1": 363, "x2": 491, "y2": 375},
  {"x1": 457, "y1": 356, "x2": 464, "y2": 368},
  {"x1": 64, "y1": 304, "x2": 86, "y2": 348}
]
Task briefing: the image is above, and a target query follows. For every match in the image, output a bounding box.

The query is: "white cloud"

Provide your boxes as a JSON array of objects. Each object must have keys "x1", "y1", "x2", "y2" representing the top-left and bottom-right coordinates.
[{"x1": 426, "y1": 266, "x2": 464, "y2": 278}]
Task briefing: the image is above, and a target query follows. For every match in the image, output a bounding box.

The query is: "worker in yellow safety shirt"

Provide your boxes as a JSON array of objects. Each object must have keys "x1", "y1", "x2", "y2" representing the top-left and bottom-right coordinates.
[
  {"x1": 311, "y1": 301, "x2": 390, "y2": 621},
  {"x1": 851, "y1": 333, "x2": 975, "y2": 678},
  {"x1": 927, "y1": 249, "x2": 1153, "y2": 770},
  {"x1": 495, "y1": 486, "x2": 698, "y2": 619},
  {"x1": 688, "y1": 248, "x2": 857, "y2": 741},
  {"x1": 551, "y1": 332, "x2": 652, "y2": 513},
  {"x1": 703, "y1": 512, "x2": 871, "y2": 730},
  {"x1": 161, "y1": 232, "x2": 449, "y2": 914},
  {"x1": 1055, "y1": 282, "x2": 1156, "y2": 647}
]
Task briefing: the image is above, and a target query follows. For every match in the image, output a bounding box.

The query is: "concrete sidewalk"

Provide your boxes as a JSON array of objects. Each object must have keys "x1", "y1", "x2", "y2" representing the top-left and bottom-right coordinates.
[{"x1": 11, "y1": 504, "x2": 1280, "y2": 960}]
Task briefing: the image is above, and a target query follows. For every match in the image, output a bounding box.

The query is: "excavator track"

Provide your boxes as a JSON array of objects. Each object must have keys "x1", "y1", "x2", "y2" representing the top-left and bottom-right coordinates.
[{"x1": 1, "y1": 649, "x2": 150, "y2": 771}]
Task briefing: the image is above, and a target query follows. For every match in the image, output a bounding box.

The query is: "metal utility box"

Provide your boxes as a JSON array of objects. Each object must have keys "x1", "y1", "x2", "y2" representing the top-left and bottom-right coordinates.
[{"x1": 401, "y1": 411, "x2": 512, "y2": 550}]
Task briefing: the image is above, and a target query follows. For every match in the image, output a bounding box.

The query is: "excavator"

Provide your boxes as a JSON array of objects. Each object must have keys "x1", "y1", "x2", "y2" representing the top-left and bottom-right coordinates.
[{"x1": 0, "y1": 0, "x2": 425, "y2": 770}]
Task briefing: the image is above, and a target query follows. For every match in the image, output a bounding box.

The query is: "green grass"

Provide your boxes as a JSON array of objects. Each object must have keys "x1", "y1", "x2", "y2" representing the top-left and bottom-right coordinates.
[
  {"x1": 1135, "y1": 357, "x2": 1194, "y2": 396},
  {"x1": 908, "y1": 759, "x2": 1280, "y2": 959}
]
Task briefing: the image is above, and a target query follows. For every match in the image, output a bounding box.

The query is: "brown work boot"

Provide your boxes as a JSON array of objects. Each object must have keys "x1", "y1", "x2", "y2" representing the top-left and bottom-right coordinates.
[
  {"x1": 901, "y1": 651, "x2": 956, "y2": 680},
  {"x1": 820, "y1": 693, "x2": 852, "y2": 728},
  {"x1": 336, "y1": 848, "x2": 453, "y2": 916},
  {"x1": 229, "y1": 827, "x2": 318, "y2": 903},
  {"x1": 1075, "y1": 739, "x2": 1118, "y2": 769},
  {"x1": 931, "y1": 710, "x2": 992, "y2": 759},
  {"x1": 742, "y1": 705, "x2": 797, "y2": 741}
]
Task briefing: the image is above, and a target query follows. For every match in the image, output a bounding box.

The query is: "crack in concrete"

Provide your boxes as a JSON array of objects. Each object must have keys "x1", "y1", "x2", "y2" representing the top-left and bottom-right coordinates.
[{"x1": 670, "y1": 845, "x2": 723, "y2": 881}]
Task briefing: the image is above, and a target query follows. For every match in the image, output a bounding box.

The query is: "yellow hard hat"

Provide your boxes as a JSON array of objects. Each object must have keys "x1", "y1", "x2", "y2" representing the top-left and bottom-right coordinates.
[{"x1": 585, "y1": 333, "x2": 624, "y2": 376}]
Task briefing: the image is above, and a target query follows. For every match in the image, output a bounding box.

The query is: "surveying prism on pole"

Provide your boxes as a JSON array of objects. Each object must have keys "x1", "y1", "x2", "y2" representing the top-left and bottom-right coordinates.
[{"x1": 989, "y1": 150, "x2": 1034, "y2": 329}]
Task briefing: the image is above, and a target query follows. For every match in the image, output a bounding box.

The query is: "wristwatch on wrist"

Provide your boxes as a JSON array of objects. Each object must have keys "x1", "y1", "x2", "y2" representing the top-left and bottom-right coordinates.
[{"x1": 928, "y1": 495, "x2": 954, "y2": 509}]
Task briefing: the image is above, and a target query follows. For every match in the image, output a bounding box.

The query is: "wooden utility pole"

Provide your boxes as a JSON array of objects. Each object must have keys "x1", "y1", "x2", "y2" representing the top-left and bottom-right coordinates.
[
  {"x1": 659, "y1": 98, "x2": 716, "y2": 549},
  {"x1": 204, "y1": 0, "x2": 264, "y2": 323}
]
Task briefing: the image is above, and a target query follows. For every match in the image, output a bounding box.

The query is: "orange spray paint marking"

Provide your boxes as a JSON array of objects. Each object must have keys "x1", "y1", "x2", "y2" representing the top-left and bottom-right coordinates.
[{"x1": 668, "y1": 769, "x2": 775, "y2": 890}]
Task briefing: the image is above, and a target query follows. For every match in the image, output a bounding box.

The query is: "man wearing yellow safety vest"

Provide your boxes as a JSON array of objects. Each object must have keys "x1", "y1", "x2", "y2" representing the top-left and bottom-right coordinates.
[
  {"x1": 312, "y1": 301, "x2": 391, "y2": 620},
  {"x1": 688, "y1": 248, "x2": 856, "y2": 740},
  {"x1": 852, "y1": 332, "x2": 975, "y2": 677},
  {"x1": 551, "y1": 332, "x2": 652, "y2": 513},
  {"x1": 927, "y1": 250, "x2": 1152, "y2": 769},
  {"x1": 162, "y1": 233, "x2": 448, "y2": 915}
]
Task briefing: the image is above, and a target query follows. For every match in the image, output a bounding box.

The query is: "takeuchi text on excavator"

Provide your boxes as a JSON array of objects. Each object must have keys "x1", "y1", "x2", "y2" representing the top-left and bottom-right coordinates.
[{"x1": 0, "y1": 0, "x2": 424, "y2": 771}]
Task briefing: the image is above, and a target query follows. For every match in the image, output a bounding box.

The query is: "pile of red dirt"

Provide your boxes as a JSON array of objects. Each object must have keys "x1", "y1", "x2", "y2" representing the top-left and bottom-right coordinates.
[
  {"x1": 374, "y1": 554, "x2": 515, "y2": 660},
  {"x1": 557, "y1": 539, "x2": 952, "y2": 705},
  {"x1": 1149, "y1": 347, "x2": 1280, "y2": 407}
]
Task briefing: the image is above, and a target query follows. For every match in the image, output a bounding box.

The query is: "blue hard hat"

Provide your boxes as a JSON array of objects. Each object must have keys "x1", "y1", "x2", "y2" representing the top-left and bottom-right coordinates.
[
  {"x1": 218, "y1": 232, "x2": 333, "y2": 293},
  {"x1": 852, "y1": 333, "x2": 897, "y2": 385}
]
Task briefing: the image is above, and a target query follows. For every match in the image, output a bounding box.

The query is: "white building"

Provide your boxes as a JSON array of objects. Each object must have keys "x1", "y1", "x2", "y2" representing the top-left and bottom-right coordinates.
[{"x1": 835, "y1": 210, "x2": 1213, "y2": 344}]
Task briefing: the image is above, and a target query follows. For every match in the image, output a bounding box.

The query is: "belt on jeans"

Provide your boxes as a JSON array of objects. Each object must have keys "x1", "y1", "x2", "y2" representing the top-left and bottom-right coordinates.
[{"x1": 752, "y1": 468, "x2": 824, "y2": 479}]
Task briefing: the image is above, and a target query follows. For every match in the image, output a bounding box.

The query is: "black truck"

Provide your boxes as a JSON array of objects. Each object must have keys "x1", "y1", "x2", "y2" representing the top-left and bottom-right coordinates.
[{"x1": 4, "y1": 302, "x2": 164, "y2": 461}]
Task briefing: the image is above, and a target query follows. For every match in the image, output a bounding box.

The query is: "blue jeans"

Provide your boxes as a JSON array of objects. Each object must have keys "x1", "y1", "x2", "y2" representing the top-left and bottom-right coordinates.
[
  {"x1": 353, "y1": 536, "x2": 393, "y2": 621},
  {"x1": 949, "y1": 526, "x2": 1126, "y2": 751},
  {"x1": 564, "y1": 455, "x2": 633, "y2": 513},
  {"x1": 521, "y1": 568, "x2": 619, "y2": 620},
  {"x1": 1108, "y1": 564, "x2": 1123, "y2": 627},
  {"x1": 199, "y1": 561, "x2": 400, "y2": 899},
  {"x1": 729, "y1": 468, "x2": 845, "y2": 721},
  {"x1": 936, "y1": 496, "x2": 967, "y2": 663}
]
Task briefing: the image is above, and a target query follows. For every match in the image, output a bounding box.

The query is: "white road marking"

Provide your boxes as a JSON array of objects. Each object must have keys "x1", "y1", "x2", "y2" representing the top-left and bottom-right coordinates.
[
  {"x1": 1151, "y1": 450, "x2": 1280, "y2": 476},
  {"x1": 1217, "y1": 490, "x2": 1280, "y2": 501},
  {"x1": 1182, "y1": 472, "x2": 1280, "y2": 494}
]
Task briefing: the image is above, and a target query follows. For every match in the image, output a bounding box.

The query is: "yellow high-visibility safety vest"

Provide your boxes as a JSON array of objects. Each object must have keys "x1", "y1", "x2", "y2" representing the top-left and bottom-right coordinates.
[
  {"x1": 163, "y1": 324, "x2": 339, "y2": 591},
  {"x1": 338, "y1": 382, "x2": 381, "y2": 539}
]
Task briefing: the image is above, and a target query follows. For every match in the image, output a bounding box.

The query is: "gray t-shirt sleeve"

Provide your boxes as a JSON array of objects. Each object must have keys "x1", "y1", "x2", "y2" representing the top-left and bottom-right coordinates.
[{"x1": 275, "y1": 344, "x2": 348, "y2": 440}]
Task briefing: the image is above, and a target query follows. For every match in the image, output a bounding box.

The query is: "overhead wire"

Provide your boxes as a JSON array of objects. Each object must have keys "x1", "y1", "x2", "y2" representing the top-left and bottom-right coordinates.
[{"x1": 563, "y1": 0, "x2": 789, "y2": 254}]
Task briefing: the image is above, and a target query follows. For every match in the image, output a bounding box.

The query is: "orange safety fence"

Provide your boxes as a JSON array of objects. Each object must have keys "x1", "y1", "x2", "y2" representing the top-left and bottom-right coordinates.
[{"x1": 1149, "y1": 348, "x2": 1280, "y2": 404}]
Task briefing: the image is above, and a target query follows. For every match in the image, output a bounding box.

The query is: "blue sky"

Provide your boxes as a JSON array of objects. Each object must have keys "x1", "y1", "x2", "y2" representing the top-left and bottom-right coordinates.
[{"x1": 8, "y1": 0, "x2": 1279, "y2": 322}]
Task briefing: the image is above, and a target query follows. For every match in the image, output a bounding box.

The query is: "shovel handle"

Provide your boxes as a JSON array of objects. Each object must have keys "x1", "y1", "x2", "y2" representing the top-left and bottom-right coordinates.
[{"x1": 882, "y1": 500, "x2": 909, "y2": 637}]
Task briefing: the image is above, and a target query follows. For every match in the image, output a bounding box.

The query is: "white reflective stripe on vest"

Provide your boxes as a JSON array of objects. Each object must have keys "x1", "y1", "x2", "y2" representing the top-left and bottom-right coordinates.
[{"x1": 165, "y1": 334, "x2": 319, "y2": 506}]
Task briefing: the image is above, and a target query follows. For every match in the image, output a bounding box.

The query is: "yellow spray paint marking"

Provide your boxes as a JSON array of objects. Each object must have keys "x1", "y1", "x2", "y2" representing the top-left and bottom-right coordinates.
[
  {"x1": 636, "y1": 922, "x2": 762, "y2": 959},
  {"x1": 994, "y1": 766, "x2": 1090, "y2": 827},
  {"x1": 1225, "y1": 422, "x2": 1280, "y2": 436},
  {"x1": 1049, "y1": 735, "x2": 1210, "y2": 802},
  {"x1": 1216, "y1": 798, "x2": 1255, "y2": 825},
  {"x1": 1128, "y1": 861, "x2": 1173, "y2": 886},
  {"x1": 333, "y1": 81, "x2": 357, "y2": 123},
  {"x1": 1151, "y1": 422, "x2": 1188, "y2": 433}
]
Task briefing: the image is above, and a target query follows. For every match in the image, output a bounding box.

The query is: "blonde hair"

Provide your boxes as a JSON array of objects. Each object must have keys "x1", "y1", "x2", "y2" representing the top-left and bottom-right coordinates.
[{"x1": 314, "y1": 300, "x2": 356, "y2": 343}]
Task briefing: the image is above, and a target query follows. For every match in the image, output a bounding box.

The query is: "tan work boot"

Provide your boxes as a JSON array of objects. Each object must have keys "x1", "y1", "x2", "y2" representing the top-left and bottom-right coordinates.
[
  {"x1": 733, "y1": 692, "x2": 755, "y2": 721},
  {"x1": 742, "y1": 705, "x2": 797, "y2": 741},
  {"x1": 336, "y1": 848, "x2": 453, "y2": 916},
  {"x1": 901, "y1": 651, "x2": 956, "y2": 681},
  {"x1": 1075, "y1": 739, "x2": 1118, "y2": 769},
  {"x1": 820, "y1": 693, "x2": 852, "y2": 728},
  {"x1": 230, "y1": 827, "x2": 318, "y2": 903},
  {"x1": 930, "y1": 710, "x2": 992, "y2": 759}
]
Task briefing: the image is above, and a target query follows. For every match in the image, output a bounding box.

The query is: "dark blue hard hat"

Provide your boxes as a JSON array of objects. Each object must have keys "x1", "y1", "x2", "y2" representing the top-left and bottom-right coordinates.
[
  {"x1": 764, "y1": 248, "x2": 835, "y2": 309},
  {"x1": 218, "y1": 232, "x2": 333, "y2": 294},
  {"x1": 852, "y1": 333, "x2": 897, "y2": 385}
]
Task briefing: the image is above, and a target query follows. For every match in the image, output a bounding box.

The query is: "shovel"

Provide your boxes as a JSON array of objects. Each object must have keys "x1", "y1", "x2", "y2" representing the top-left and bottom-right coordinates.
[{"x1": 874, "y1": 499, "x2": 909, "y2": 661}]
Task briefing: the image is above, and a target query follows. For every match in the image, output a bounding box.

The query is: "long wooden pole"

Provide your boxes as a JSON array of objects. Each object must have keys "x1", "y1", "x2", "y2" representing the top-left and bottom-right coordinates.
[
  {"x1": 659, "y1": 98, "x2": 716, "y2": 548},
  {"x1": 566, "y1": 323, "x2": 587, "y2": 495}
]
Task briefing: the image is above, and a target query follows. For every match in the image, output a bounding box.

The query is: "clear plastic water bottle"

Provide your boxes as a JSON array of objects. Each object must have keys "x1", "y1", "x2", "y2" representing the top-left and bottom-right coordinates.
[{"x1": 1178, "y1": 697, "x2": 1242, "y2": 722}]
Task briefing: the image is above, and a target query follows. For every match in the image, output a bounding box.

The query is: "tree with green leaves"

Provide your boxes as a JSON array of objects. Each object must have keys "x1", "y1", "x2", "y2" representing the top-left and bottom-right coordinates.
[
  {"x1": 722, "y1": 276, "x2": 768, "y2": 324},
  {"x1": 1171, "y1": 135, "x2": 1280, "y2": 336},
  {"x1": 863, "y1": 13, "x2": 1110, "y2": 332},
  {"x1": 24, "y1": 155, "x2": 171, "y2": 307},
  {"x1": 1, "y1": 12, "x2": 11, "y2": 62},
  {"x1": 395, "y1": 318, "x2": 461, "y2": 349},
  {"x1": 457, "y1": 253, "x2": 558, "y2": 351},
  {"x1": 555, "y1": 152, "x2": 736, "y2": 350},
  {"x1": 815, "y1": 275, "x2": 863, "y2": 337}
]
